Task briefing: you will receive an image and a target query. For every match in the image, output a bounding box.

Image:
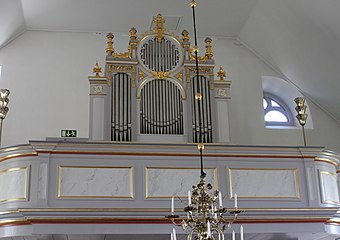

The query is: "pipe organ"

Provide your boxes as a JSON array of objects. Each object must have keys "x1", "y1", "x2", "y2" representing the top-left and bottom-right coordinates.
[{"x1": 89, "y1": 14, "x2": 232, "y2": 143}]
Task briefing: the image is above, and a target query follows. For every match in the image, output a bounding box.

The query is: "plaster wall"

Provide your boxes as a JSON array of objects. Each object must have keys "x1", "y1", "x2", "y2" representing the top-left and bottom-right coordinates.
[{"x1": 0, "y1": 30, "x2": 339, "y2": 152}]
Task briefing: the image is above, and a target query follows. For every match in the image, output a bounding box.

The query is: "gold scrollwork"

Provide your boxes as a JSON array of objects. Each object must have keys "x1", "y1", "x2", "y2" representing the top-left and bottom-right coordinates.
[
  {"x1": 139, "y1": 70, "x2": 147, "y2": 81},
  {"x1": 151, "y1": 71, "x2": 170, "y2": 79},
  {"x1": 176, "y1": 72, "x2": 183, "y2": 81},
  {"x1": 188, "y1": 67, "x2": 213, "y2": 75},
  {"x1": 107, "y1": 64, "x2": 136, "y2": 87}
]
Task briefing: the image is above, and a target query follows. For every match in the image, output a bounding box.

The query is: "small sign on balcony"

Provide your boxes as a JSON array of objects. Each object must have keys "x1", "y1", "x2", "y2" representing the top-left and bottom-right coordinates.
[{"x1": 61, "y1": 130, "x2": 77, "y2": 138}]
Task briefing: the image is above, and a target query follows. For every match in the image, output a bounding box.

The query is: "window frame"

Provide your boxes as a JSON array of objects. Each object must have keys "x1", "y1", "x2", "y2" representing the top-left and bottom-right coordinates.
[{"x1": 263, "y1": 93, "x2": 294, "y2": 127}]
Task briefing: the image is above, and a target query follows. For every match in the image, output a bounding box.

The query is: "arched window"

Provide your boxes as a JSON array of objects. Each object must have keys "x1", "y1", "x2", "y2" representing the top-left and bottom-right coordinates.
[{"x1": 263, "y1": 93, "x2": 294, "y2": 126}]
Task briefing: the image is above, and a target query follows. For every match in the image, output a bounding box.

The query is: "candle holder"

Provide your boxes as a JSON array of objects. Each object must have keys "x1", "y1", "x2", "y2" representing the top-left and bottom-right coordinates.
[{"x1": 166, "y1": 175, "x2": 243, "y2": 240}]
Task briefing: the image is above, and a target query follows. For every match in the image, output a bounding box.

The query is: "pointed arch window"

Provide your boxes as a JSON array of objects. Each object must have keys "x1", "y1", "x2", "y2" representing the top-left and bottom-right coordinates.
[{"x1": 263, "y1": 93, "x2": 294, "y2": 126}]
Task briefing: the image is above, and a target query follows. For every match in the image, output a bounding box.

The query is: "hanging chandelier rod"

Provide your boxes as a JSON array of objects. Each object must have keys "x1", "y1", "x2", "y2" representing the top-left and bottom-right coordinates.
[{"x1": 191, "y1": 0, "x2": 205, "y2": 178}]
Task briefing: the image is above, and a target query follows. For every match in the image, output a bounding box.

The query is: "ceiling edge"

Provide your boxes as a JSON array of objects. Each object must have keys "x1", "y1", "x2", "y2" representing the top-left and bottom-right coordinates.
[{"x1": 236, "y1": 37, "x2": 340, "y2": 126}]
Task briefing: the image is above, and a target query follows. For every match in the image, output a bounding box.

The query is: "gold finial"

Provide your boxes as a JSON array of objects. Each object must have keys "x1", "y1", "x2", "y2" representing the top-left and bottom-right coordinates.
[
  {"x1": 190, "y1": 0, "x2": 197, "y2": 8},
  {"x1": 106, "y1": 33, "x2": 114, "y2": 55},
  {"x1": 195, "y1": 92, "x2": 202, "y2": 101},
  {"x1": 129, "y1": 27, "x2": 137, "y2": 40},
  {"x1": 182, "y1": 30, "x2": 190, "y2": 42},
  {"x1": 204, "y1": 37, "x2": 213, "y2": 59},
  {"x1": 217, "y1": 66, "x2": 226, "y2": 80},
  {"x1": 154, "y1": 14, "x2": 165, "y2": 43},
  {"x1": 197, "y1": 143, "x2": 204, "y2": 150},
  {"x1": 93, "y1": 61, "x2": 102, "y2": 77}
]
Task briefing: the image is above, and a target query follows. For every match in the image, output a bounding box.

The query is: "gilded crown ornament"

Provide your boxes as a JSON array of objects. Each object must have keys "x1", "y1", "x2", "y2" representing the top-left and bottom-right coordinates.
[
  {"x1": 217, "y1": 66, "x2": 226, "y2": 81},
  {"x1": 92, "y1": 61, "x2": 102, "y2": 77},
  {"x1": 154, "y1": 14, "x2": 165, "y2": 43}
]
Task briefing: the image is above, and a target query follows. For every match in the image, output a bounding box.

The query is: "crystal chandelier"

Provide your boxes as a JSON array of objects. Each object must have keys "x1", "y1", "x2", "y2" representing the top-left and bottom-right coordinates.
[{"x1": 166, "y1": 1, "x2": 243, "y2": 240}]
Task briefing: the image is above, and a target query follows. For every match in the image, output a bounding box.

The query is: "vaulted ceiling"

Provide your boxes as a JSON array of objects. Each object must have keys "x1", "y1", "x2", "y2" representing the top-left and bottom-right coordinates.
[{"x1": 1, "y1": 0, "x2": 340, "y2": 124}]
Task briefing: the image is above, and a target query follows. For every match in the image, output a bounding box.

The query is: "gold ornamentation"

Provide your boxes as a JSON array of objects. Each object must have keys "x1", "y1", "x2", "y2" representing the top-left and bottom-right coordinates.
[
  {"x1": 92, "y1": 61, "x2": 102, "y2": 77},
  {"x1": 217, "y1": 65, "x2": 226, "y2": 80},
  {"x1": 93, "y1": 85, "x2": 103, "y2": 94},
  {"x1": 139, "y1": 70, "x2": 147, "y2": 80},
  {"x1": 217, "y1": 89, "x2": 228, "y2": 98},
  {"x1": 188, "y1": 67, "x2": 213, "y2": 75},
  {"x1": 176, "y1": 72, "x2": 183, "y2": 81},
  {"x1": 192, "y1": 45, "x2": 199, "y2": 53},
  {"x1": 204, "y1": 37, "x2": 213, "y2": 59},
  {"x1": 189, "y1": 51, "x2": 208, "y2": 62},
  {"x1": 190, "y1": 0, "x2": 197, "y2": 7},
  {"x1": 154, "y1": 14, "x2": 165, "y2": 43},
  {"x1": 105, "y1": 33, "x2": 114, "y2": 54},
  {"x1": 129, "y1": 27, "x2": 137, "y2": 41},
  {"x1": 151, "y1": 71, "x2": 170, "y2": 79},
  {"x1": 107, "y1": 64, "x2": 112, "y2": 86},
  {"x1": 182, "y1": 30, "x2": 190, "y2": 42},
  {"x1": 106, "y1": 64, "x2": 136, "y2": 87},
  {"x1": 112, "y1": 50, "x2": 131, "y2": 59}
]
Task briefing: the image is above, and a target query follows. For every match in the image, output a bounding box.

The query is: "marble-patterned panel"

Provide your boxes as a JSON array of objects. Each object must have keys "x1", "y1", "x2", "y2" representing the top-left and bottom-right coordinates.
[
  {"x1": 229, "y1": 168, "x2": 299, "y2": 198},
  {"x1": 0, "y1": 167, "x2": 28, "y2": 202},
  {"x1": 320, "y1": 171, "x2": 339, "y2": 204},
  {"x1": 58, "y1": 166, "x2": 133, "y2": 198},
  {"x1": 38, "y1": 163, "x2": 48, "y2": 200},
  {"x1": 146, "y1": 168, "x2": 217, "y2": 198}
]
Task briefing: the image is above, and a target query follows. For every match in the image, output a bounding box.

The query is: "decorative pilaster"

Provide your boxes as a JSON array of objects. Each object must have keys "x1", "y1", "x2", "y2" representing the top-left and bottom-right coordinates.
[
  {"x1": 88, "y1": 62, "x2": 109, "y2": 141},
  {"x1": 213, "y1": 66, "x2": 231, "y2": 143}
]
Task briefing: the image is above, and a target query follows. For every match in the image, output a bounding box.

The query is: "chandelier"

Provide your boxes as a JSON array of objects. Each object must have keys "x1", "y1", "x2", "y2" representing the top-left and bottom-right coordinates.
[{"x1": 166, "y1": 1, "x2": 244, "y2": 240}]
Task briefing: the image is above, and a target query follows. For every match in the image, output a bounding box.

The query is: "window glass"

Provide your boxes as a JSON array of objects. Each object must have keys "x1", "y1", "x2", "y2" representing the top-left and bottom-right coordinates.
[{"x1": 265, "y1": 111, "x2": 288, "y2": 122}]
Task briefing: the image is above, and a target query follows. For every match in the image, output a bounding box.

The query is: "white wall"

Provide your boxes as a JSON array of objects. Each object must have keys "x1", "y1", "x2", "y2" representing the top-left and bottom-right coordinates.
[{"x1": 0, "y1": 30, "x2": 339, "y2": 153}]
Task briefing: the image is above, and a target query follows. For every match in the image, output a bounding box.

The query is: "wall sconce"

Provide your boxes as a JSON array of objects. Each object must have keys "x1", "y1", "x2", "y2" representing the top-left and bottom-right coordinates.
[
  {"x1": 294, "y1": 97, "x2": 308, "y2": 146},
  {"x1": 0, "y1": 89, "x2": 10, "y2": 146}
]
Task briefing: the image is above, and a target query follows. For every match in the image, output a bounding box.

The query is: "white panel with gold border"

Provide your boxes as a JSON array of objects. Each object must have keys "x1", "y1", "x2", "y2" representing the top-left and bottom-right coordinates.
[
  {"x1": 58, "y1": 166, "x2": 134, "y2": 198},
  {"x1": 229, "y1": 168, "x2": 300, "y2": 199},
  {"x1": 146, "y1": 167, "x2": 217, "y2": 198},
  {"x1": 319, "y1": 170, "x2": 339, "y2": 204},
  {"x1": 0, "y1": 167, "x2": 29, "y2": 203}
]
